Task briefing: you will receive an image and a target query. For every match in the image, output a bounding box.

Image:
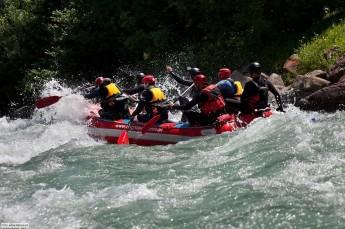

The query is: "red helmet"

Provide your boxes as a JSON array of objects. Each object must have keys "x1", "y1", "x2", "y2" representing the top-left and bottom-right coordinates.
[
  {"x1": 193, "y1": 74, "x2": 207, "y2": 87},
  {"x1": 95, "y1": 77, "x2": 104, "y2": 86},
  {"x1": 218, "y1": 68, "x2": 232, "y2": 80},
  {"x1": 142, "y1": 75, "x2": 156, "y2": 85}
]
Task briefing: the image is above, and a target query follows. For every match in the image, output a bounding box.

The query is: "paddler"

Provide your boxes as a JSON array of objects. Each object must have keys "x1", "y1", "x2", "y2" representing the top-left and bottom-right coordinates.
[
  {"x1": 241, "y1": 62, "x2": 284, "y2": 115},
  {"x1": 165, "y1": 65, "x2": 203, "y2": 104},
  {"x1": 122, "y1": 72, "x2": 146, "y2": 95},
  {"x1": 169, "y1": 74, "x2": 226, "y2": 126},
  {"x1": 130, "y1": 75, "x2": 169, "y2": 123},
  {"x1": 85, "y1": 76, "x2": 130, "y2": 120},
  {"x1": 216, "y1": 67, "x2": 243, "y2": 113}
]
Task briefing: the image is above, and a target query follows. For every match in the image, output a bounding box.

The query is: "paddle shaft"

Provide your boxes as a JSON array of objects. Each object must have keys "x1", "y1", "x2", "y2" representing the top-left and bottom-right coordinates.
[
  {"x1": 180, "y1": 83, "x2": 194, "y2": 97},
  {"x1": 172, "y1": 84, "x2": 194, "y2": 103}
]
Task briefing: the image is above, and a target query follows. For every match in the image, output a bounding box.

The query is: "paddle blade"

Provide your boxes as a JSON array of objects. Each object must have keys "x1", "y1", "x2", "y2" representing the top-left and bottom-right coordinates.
[
  {"x1": 142, "y1": 114, "x2": 161, "y2": 134},
  {"x1": 117, "y1": 130, "x2": 129, "y2": 144},
  {"x1": 35, "y1": 96, "x2": 62, "y2": 109}
]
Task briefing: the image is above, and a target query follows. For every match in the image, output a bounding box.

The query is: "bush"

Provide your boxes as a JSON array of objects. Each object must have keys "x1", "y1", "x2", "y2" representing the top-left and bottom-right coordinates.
[{"x1": 296, "y1": 19, "x2": 345, "y2": 74}]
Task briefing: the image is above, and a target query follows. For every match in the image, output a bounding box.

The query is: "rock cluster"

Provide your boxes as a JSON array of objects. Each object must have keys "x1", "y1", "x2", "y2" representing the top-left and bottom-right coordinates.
[{"x1": 264, "y1": 54, "x2": 345, "y2": 111}]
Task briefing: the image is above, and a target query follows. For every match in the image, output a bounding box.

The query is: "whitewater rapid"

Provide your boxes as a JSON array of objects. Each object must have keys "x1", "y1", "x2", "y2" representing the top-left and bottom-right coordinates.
[{"x1": 1, "y1": 80, "x2": 345, "y2": 228}]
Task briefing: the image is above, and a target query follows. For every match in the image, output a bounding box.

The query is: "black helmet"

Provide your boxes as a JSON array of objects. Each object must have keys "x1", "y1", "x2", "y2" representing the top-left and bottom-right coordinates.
[
  {"x1": 136, "y1": 72, "x2": 145, "y2": 83},
  {"x1": 248, "y1": 62, "x2": 261, "y2": 74},
  {"x1": 189, "y1": 67, "x2": 201, "y2": 77}
]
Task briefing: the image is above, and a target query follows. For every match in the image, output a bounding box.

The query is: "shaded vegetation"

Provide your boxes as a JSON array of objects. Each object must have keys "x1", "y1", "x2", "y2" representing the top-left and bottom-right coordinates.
[
  {"x1": 297, "y1": 19, "x2": 345, "y2": 74},
  {"x1": 0, "y1": 0, "x2": 345, "y2": 114}
]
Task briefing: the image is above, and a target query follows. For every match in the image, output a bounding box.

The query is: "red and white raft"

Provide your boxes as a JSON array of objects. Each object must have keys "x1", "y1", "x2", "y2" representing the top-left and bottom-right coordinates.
[{"x1": 87, "y1": 110, "x2": 273, "y2": 146}]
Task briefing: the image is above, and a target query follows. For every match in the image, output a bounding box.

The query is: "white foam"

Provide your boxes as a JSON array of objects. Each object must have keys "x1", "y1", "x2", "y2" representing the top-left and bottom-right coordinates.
[
  {"x1": 0, "y1": 186, "x2": 82, "y2": 229},
  {"x1": 0, "y1": 80, "x2": 100, "y2": 165}
]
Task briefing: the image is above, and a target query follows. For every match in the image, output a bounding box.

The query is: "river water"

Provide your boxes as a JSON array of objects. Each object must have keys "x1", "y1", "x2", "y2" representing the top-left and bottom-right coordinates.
[{"x1": 1, "y1": 81, "x2": 345, "y2": 228}]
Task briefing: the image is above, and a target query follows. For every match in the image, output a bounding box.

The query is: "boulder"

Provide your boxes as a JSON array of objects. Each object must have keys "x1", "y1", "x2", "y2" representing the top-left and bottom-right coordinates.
[
  {"x1": 268, "y1": 73, "x2": 285, "y2": 88},
  {"x1": 328, "y1": 66, "x2": 345, "y2": 83},
  {"x1": 299, "y1": 81, "x2": 345, "y2": 111},
  {"x1": 290, "y1": 74, "x2": 330, "y2": 93},
  {"x1": 328, "y1": 54, "x2": 345, "y2": 83},
  {"x1": 304, "y1": 70, "x2": 328, "y2": 80}
]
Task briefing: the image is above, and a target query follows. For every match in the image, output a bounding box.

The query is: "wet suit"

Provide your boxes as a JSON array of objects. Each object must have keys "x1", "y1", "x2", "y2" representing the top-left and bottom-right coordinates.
[
  {"x1": 172, "y1": 85, "x2": 225, "y2": 126},
  {"x1": 169, "y1": 71, "x2": 200, "y2": 103},
  {"x1": 122, "y1": 85, "x2": 145, "y2": 95},
  {"x1": 86, "y1": 82, "x2": 130, "y2": 120},
  {"x1": 131, "y1": 86, "x2": 168, "y2": 123},
  {"x1": 241, "y1": 76, "x2": 283, "y2": 114},
  {"x1": 84, "y1": 78, "x2": 112, "y2": 100}
]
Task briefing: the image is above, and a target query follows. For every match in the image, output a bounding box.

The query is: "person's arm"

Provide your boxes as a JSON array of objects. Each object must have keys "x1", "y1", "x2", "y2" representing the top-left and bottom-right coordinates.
[
  {"x1": 131, "y1": 90, "x2": 152, "y2": 117},
  {"x1": 84, "y1": 87, "x2": 100, "y2": 99},
  {"x1": 225, "y1": 98, "x2": 241, "y2": 104},
  {"x1": 169, "y1": 72, "x2": 194, "y2": 86},
  {"x1": 123, "y1": 85, "x2": 144, "y2": 95},
  {"x1": 267, "y1": 81, "x2": 284, "y2": 111},
  {"x1": 131, "y1": 102, "x2": 145, "y2": 117},
  {"x1": 98, "y1": 86, "x2": 108, "y2": 98},
  {"x1": 172, "y1": 98, "x2": 198, "y2": 111},
  {"x1": 172, "y1": 92, "x2": 207, "y2": 110}
]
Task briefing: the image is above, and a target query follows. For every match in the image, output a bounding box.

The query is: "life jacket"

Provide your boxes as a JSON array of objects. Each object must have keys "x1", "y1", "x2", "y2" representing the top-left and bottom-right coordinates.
[
  {"x1": 105, "y1": 83, "x2": 121, "y2": 98},
  {"x1": 216, "y1": 79, "x2": 243, "y2": 98},
  {"x1": 247, "y1": 79, "x2": 268, "y2": 111},
  {"x1": 248, "y1": 94, "x2": 260, "y2": 111},
  {"x1": 199, "y1": 84, "x2": 226, "y2": 115},
  {"x1": 216, "y1": 79, "x2": 236, "y2": 98},
  {"x1": 149, "y1": 86, "x2": 166, "y2": 103},
  {"x1": 233, "y1": 81, "x2": 243, "y2": 96}
]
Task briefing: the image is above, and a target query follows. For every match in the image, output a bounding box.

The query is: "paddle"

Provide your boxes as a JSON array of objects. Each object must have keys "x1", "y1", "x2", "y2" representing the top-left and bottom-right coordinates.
[
  {"x1": 176, "y1": 83, "x2": 194, "y2": 101},
  {"x1": 141, "y1": 114, "x2": 161, "y2": 134},
  {"x1": 117, "y1": 127, "x2": 129, "y2": 144},
  {"x1": 35, "y1": 96, "x2": 62, "y2": 109}
]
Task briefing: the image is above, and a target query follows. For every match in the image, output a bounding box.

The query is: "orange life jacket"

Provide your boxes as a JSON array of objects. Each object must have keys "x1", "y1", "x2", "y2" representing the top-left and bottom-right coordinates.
[{"x1": 199, "y1": 84, "x2": 226, "y2": 115}]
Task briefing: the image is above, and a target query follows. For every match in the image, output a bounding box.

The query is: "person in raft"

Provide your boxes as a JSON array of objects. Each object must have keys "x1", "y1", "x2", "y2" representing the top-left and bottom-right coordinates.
[
  {"x1": 216, "y1": 67, "x2": 244, "y2": 113},
  {"x1": 85, "y1": 76, "x2": 131, "y2": 120},
  {"x1": 241, "y1": 62, "x2": 284, "y2": 115},
  {"x1": 170, "y1": 74, "x2": 226, "y2": 126},
  {"x1": 165, "y1": 65, "x2": 203, "y2": 103},
  {"x1": 122, "y1": 72, "x2": 146, "y2": 96},
  {"x1": 130, "y1": 75, "x2": 169, "y2": 124}
]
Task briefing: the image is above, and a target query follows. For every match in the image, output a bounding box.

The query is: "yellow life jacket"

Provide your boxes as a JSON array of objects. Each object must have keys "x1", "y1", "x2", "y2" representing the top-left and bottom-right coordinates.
[
  {"x1": 234, "y1": 81, "x2": 243, "y2": 96},
  {"x1": 105, "y1": 83, "x2": 121, "y2": 98},
  {"x1": 149, "y1": 87, "x2": 166, "y2": 102}
]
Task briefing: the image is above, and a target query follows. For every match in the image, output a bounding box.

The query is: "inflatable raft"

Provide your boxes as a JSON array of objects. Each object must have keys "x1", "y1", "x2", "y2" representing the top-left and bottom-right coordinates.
[{"x1": 87, "y1": 110, "x2": 273, "y2": 146}]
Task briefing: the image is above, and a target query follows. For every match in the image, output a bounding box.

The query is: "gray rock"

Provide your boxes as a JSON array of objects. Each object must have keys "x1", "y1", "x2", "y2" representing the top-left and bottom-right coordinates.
[
  {"x1": 299, "y1": 81, "x2": 345, "y2": 111},
  {"x1": 290, "y1": 75, "x2": 330, "y2": 92},
  {"x1": 304, "y1": 70, "x2": 328, "y2": 80}
]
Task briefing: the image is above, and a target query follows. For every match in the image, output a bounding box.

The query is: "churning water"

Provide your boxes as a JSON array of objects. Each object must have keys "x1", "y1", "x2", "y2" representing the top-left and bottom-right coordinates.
[{"x1": 1, "y1": 80, "x2": 345, "y2": 228}]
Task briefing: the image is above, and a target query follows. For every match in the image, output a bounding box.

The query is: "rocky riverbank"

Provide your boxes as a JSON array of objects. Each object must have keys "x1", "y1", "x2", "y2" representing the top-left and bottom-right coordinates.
[{"x1": 246, "y1": 54, "x2": 345, "y2": 112}]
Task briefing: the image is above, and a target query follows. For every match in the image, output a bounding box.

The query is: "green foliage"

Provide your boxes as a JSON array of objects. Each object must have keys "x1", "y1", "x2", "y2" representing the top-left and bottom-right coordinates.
[
  {"x1": 22, "y1": 68, "x2": 58, "y2": 96},
  {"x1": 1, "y1": 0, "x2": 345, "y2": 113},
  {"x1": 297, "y1": 20, "x2": 345, "y2": 74}
]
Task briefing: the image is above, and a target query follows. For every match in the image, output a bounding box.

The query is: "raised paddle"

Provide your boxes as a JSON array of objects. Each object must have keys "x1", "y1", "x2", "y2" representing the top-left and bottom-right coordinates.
[{"x1": 35, "y1": 96, "x2": 62, "y2": 109}]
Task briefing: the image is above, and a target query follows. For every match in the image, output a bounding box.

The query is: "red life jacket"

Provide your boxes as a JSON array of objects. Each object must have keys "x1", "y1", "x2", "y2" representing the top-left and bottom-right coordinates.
[
  {"x1": 199, "y1": 84, "x2": 226, "y2": 115},
  {"x1": 248, "y1": 94, "x2": 260, "y2": 112}
]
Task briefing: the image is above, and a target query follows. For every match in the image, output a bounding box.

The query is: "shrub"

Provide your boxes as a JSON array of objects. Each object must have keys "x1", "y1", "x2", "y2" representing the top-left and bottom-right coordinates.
[{"x1": 296, "y1": 19, "x2": 345, "y2": 74}]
